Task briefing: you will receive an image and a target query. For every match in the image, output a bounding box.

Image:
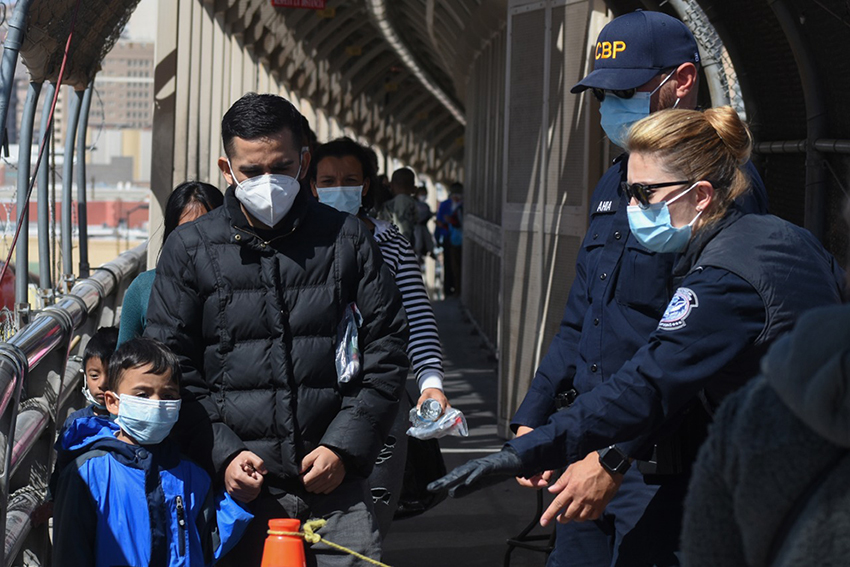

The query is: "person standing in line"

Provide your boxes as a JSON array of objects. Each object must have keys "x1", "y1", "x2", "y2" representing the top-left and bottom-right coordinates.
[
  {"x1": 117, "y1": 181, "x2": 223, "y2": 346},
  {"x1": 435, "y1": 183, "x2": 464, "y2": 297},
  {"x1": 413, "y1": 185, "x2": 436, "y2": 261},
  {"x1": 309, "y1": 137, "x2": 449, "y2": 538},
  {"x1": 53, "y1": 338, "x2": 253, "y2": 566},
  {"x1": 144, "y1": 93, "x2": 409, "y2": 567},
  {"x1": 383, "y1": 168, "x2": 419, "y2": 243}
]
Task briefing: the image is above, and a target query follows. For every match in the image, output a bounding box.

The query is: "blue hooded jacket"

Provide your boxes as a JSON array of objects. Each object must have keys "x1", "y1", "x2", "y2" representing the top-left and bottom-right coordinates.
[{"x1": 53, "y1": 416, "x2": 253, "y2": 566}]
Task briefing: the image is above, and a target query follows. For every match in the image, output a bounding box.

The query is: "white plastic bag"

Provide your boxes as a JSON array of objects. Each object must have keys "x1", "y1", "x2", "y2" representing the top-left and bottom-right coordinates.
[
  {"x1": 406, "y1": 404, "x2": 469, "y2": 440},
  {"x1": 335, "y1": 303, "x2": 363, "y2": 384}
]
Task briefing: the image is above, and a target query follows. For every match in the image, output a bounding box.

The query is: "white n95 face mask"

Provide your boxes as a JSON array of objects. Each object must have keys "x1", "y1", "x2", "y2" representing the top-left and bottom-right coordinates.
[
  {"x1": 229, "y1": 160, "x2": 302, "y2": 227},
  {"x1": 316, "y1": 185, "x2": 363, "y2": 216}
]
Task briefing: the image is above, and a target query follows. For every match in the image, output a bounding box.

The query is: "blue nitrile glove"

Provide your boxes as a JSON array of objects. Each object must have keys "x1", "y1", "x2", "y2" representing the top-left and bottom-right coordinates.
[{"x1": 427, "y1": 447, "x2": 524, "y2": 498}]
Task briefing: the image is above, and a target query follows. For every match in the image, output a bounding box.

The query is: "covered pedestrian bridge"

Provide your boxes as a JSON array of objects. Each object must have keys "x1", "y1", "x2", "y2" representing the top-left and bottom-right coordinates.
[{"x1": 0, "y1": 0, "x2": 848, "y2": 563}]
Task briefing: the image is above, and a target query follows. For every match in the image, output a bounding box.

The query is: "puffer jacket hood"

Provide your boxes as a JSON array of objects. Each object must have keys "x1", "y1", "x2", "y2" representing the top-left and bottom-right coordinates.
[
  {"x1": 54, "y1": 415, "x2": 134, "y2": 474},
  {"x1": 57, "y1": 414, "x2": 119, "y2": 454},
  {"x1": 762, "y1": 303, "x2": 850, "y2": 448}
]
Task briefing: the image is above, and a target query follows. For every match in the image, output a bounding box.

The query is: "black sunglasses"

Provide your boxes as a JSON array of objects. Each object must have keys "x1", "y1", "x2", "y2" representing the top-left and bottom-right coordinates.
[
  {"x1": 591, "y1": 87, "x2": 637, "y2": 102},
  {"x1": 621, "y1": 180, "x2": 690, "y2": 209}
]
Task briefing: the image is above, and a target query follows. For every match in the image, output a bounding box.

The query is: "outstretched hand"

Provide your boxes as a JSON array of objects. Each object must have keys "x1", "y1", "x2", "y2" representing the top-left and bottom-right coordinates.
[
  {"x1": 540, "y1": 452, "x2": 623, "y2": 526},
  {"x1": 427, "y1": 447, "x2": 524, "y2": 498}
]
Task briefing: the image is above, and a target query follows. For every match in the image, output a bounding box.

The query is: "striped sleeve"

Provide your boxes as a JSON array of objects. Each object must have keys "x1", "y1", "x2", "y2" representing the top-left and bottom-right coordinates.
[{"x1": 375, "y1": 226, "x2": 445, "y2": 392}]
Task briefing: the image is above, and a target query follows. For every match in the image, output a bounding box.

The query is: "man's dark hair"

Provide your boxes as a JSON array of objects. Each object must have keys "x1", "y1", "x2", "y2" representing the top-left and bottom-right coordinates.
[
  {"x1": 108, "y1": 337, "x2": 182, "y2": 392},
  {"x1": 309, "y1": 137, "x2": 378, "y2": 208},
  {"x1": 163, "y1": 181, "x2": 223, "y2": 244},
  {"x1": 83, "y1": 326, "x2": 119, "y2": 367},
  {"x1": 391, "y1": 167, "x2": 415, "y2": 189},
  {"x1": 309, "y1": 137, "x2": 376, "y2": 183},
  {"x1": 301, "y1": 115, "x2": 318, "y2": 153},
  {"x1": 221, "y1": 93, "x2": 304, "y2": 157},
  {"x1": 449, "y1": 182, "x2": 464, "y2": 194}
]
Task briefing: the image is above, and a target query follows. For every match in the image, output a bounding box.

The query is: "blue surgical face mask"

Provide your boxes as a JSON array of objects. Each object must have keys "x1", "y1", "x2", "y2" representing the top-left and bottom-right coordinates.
[
  {"x1": 115, "y1": 394, "x2": 181, "y2": 445},
  {"x1": 316, "y1": 185, "x2": 364, "y2": 216},
  {"x1": 627, "y1": 181, "x2": 703, "y2": 253},
  {"x1": 599, "y1": 72, "x2": 678, "y2": 148}
]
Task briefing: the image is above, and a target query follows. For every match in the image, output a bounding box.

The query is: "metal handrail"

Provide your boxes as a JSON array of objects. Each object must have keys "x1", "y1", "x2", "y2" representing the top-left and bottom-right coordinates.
[{"x1": 0, "y1": 243, "x2": 146, "y2": 565}]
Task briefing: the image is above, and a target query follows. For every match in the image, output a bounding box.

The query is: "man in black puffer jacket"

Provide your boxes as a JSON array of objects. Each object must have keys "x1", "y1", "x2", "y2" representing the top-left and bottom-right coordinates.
[{"x1": 145, "y1": 93, "x2": 409, "y2": 567}]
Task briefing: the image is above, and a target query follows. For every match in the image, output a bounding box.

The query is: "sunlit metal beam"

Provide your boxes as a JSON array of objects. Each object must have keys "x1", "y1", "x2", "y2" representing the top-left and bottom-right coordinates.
[{"x1": 366, "y1": 0, "x2": 466, "y2": 127}]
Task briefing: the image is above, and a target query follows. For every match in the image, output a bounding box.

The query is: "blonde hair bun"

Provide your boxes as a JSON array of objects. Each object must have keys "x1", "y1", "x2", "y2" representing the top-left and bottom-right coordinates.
[{"x1": 703, "y1": 106, "x2": 752, "y2": 165}]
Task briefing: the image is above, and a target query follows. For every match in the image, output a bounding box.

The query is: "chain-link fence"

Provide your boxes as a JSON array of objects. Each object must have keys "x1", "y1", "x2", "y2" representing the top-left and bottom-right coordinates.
[{"x1": 20, "y1": 0, "x2": 141, "y2": 88}]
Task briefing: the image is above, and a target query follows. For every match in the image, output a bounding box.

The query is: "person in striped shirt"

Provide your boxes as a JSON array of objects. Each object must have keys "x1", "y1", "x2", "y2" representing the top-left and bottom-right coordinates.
[{"x1": 309, "y1": 137, "x2": 449, "y2": 538}]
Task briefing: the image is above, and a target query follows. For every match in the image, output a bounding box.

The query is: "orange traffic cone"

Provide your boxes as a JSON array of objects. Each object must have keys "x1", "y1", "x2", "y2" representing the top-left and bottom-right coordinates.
[{"x1": 260, "y1": 518, "x2": 306, "y2": 567}]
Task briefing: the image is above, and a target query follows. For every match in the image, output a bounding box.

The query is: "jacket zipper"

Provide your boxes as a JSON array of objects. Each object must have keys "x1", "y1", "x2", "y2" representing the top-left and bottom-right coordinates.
[
  {"x1": 232, "y1": 224, "x2": 298, "y2": 248},
  {"x1": 175, "y1": 495, "x2": 186, "y2": 556}
]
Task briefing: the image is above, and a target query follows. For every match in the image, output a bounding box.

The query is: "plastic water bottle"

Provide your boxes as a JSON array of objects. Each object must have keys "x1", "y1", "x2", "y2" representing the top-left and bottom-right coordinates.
[{"x1": 418, "y1": 398, "x2": 442, "y2": 422}]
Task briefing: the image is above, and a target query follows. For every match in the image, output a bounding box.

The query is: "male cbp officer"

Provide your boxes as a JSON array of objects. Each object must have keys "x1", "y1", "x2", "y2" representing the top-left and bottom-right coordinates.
[{"x1": 430, "y1": 11, "x2": 768, "y2": 567}]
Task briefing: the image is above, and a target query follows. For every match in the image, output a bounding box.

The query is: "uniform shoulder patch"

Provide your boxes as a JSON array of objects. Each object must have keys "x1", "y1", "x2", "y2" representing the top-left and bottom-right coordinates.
[{"x1": 658, "y1": 287, "x2": 699, "y2": 331}]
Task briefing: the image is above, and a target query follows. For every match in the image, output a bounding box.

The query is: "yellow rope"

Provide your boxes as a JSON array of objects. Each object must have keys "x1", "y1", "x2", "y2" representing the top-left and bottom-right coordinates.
[{"x1": 268, "y1": 519, "x2": 392, "y2": 567}]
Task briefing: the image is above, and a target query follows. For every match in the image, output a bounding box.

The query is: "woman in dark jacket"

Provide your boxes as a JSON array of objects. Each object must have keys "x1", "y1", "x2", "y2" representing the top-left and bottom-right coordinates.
[{"x1": 431, "y1": 108, "x2": 845, "y2": 536}]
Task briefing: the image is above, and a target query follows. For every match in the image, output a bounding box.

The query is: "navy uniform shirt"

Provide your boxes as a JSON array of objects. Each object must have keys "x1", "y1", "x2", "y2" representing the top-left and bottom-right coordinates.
[{"x1": 510, "y1": 155, "x2": 769, "y2": 465}]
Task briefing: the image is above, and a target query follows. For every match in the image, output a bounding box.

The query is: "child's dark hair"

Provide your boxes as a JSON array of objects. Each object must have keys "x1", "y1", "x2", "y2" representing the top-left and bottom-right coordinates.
[
  {"x1": 83, "y1": 327, "x2": 119, "y2": 367},
  {"x1": 107, "y1": 337, "x2": 181, "y2": 392}
]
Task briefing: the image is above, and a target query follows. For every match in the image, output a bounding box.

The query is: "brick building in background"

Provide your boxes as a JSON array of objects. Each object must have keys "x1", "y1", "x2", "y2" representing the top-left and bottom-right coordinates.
[{"x1": 4, "y1": 37, "x2": 154, "y2": 187}]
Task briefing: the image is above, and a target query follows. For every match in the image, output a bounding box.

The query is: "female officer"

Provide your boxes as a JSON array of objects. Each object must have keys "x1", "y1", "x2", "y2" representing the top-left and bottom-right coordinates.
[
  {"x1": 429, "y1": 107, "x2": 845, "y2": 528},
  {"x1": 308, "y1": 137, "x2": 450, "y2": 538}
]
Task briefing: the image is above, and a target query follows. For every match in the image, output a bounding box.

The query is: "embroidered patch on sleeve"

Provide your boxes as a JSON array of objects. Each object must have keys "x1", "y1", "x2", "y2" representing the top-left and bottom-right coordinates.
[{"x1": 658, "y1": 287, "x2": 698, "y2": 331}]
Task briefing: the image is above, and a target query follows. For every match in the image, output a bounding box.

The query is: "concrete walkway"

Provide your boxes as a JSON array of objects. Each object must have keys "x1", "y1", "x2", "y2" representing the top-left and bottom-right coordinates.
[{"x1": 382, "y1": 298, "x2": 552, "y2": 567}]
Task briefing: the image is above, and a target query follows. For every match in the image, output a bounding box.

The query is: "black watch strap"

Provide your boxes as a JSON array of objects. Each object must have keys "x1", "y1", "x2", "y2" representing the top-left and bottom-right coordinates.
[{"x1": 597, "y1": 445, "x2": 631, "y2": 475}]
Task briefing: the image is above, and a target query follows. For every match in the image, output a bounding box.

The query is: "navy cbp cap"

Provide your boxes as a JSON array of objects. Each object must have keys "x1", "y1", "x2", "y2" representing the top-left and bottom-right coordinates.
[{"x1": 571, "y1": 11, "x2": 700, "y2": 93}]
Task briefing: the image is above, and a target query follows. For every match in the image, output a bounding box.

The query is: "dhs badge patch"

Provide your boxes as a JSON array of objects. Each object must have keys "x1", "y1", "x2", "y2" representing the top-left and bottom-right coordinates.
[{"x1": 658, "y1": 288, "x2": 698, "y2": 331}]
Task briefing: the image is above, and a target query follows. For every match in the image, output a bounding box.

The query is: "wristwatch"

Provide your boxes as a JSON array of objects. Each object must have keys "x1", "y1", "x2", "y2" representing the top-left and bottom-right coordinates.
[{"x1": 597, "y1": 445, "x2": 631, "y2": 475}]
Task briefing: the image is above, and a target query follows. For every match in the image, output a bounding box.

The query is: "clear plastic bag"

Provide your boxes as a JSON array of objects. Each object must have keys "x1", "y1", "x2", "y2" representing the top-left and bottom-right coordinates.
[
  {"x1": 406, "y1": 403, "x2": 469, "y2": 440},
  {"x1": 335, "y1": 303, "x2": 363, "y2": 384}
]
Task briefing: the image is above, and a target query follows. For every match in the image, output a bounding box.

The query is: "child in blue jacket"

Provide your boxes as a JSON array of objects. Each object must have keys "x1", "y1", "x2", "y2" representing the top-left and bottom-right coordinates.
[
  {"x1": 68, "y1": 325, "x2": 119, "y2": 422},
  {"x1": 53, "y1": 337, "x2": 252, "y2": 566},
  {"x1": 50, "y1": 326, "x2": 119, "y2": 496}
]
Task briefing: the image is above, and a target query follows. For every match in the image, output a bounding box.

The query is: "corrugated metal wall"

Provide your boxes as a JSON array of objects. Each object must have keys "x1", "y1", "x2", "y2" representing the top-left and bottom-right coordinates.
[
  {"x1": 462, "y1": 27, "x2": 506, "y2": 349},
  {"x1": 463, "y1": 0, "x2": 609, "y2": 436}
]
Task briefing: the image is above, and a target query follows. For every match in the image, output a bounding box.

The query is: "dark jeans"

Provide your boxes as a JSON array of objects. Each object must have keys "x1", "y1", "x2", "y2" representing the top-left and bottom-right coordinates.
[
  {"x1": 368, "y1": 392, "x2": 411, "y2": 540},
  {"x1": 546, "y1": 468, "x2": 688, "y2": 567},
  {"x1": 219, "y1": 478, "x2": 380, "y2": 567},
  {"x1": 443, "y1": 243, "x2": 462, "y2": 296}
]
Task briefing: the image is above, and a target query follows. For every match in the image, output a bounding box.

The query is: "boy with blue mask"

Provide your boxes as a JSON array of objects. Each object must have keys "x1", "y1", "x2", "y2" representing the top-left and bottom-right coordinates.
[{"x1": 52, "y1": 337, "x2": 253, "y2": 567}]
